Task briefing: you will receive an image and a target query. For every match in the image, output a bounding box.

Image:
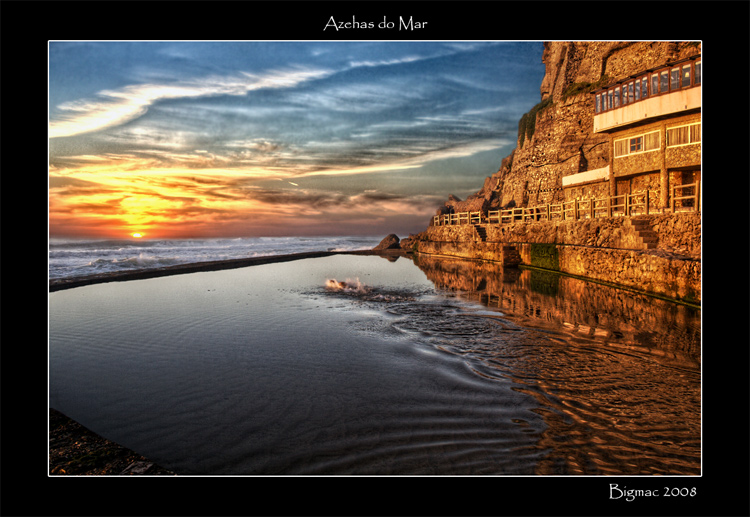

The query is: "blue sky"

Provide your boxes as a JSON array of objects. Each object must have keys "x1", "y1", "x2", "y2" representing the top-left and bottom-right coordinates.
[{"x1": 49, "y1": 41, "x2": 545, "y2": 239}]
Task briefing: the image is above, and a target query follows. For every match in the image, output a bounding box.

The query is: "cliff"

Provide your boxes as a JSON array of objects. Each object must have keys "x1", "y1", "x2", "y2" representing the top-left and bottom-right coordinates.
[
  {"x1": 413, "y1": 41, "x2": 702, "y2": 305},
  {"x1": 437, "y1": 41, "x2": 702, "y2": 215}
]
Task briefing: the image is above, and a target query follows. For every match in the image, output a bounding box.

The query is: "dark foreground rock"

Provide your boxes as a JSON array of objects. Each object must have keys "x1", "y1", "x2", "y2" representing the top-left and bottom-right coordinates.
[
  {"x1": 372, "y1": 234, "x2": 401, "y2": 250},
  {"x1": 49, "y1": 409, "x2": 175, "y2": 475}
]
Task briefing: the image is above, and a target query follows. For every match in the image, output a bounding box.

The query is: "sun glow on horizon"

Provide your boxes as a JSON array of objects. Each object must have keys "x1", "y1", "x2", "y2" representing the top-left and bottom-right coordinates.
[{"x1": 131, "y1": 232, "x2": 143, "y2": 238}]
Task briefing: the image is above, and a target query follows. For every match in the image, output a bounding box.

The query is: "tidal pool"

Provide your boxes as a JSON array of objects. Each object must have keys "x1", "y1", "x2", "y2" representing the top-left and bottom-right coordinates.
[{"x1": 48, "y1": 253, "x2": 700, "y2": 475}]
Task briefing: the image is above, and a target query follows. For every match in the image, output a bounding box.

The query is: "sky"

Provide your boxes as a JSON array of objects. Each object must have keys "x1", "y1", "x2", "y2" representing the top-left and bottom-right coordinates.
[{"x1": 48, "y1": 41, "x2": 545, "y2": 240}]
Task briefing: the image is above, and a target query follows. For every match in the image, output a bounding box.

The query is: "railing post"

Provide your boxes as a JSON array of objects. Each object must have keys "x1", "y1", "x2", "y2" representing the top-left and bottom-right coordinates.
[
  {"x1": 695, "y1": 179, "x2": 700, "y2": 212},
  {"x1": 574, "y1": 199, "x2": 579, "y2": 220},
  {"x1": 671, "y1": 186, "x2": 675, "y2": 213}
]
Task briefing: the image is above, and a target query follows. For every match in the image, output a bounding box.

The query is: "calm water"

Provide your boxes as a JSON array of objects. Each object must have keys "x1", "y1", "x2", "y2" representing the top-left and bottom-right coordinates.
[{"x1": 48, "y1": 254, "x2": 700, "y2": 475}]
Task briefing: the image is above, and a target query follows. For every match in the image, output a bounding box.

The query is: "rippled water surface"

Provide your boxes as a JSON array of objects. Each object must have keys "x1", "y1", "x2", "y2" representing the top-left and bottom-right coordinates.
[{"x1": 48, "y1": 254, "x2": 700, "y2": 475}]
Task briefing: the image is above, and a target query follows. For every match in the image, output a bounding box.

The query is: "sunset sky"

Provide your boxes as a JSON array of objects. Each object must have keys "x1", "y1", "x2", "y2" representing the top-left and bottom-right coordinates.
[{"x1": 49, "y1": 41, "x2": 545, "y2": 239}]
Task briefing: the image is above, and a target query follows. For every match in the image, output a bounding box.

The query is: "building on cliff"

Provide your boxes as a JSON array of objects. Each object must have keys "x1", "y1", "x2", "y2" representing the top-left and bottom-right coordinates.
[
  {"x1": 437, "y1": 42, "x2": 701, "y2": 219},
  {"x1": 577, "y1": 53, "x2": 701, "y2": 212}
]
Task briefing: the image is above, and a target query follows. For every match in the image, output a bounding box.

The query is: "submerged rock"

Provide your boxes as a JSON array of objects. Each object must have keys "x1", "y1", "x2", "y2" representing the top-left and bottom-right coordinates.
[{"x1": 373, "y1": 234, "x2": 401, "y2": 250}]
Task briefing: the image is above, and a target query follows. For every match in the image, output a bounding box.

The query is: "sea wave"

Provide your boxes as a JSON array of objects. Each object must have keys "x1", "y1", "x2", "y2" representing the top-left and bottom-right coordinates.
[{"x1": 49, "y1": 236, "x2": 381, "y2": 280}]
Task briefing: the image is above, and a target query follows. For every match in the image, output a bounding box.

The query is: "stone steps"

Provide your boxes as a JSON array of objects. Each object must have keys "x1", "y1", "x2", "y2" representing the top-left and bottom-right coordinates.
[
  {"x1": 627, "y1": 217, "x2": 658, "y2": 250},
  {"x1": 474, "y1": 224, "x2": 488, "y2": 242}
]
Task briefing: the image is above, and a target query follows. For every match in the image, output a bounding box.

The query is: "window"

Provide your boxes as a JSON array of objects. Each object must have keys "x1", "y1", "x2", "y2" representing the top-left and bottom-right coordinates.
[
  {"x1": 690, "y1": 124, "x2": 701, "y2": 143},
  {"x1": 667, "y1": 123, "x2": 701, "y2": 147},
  {"x1": 615, "y1": 130, "x2": 660, "y2": 157},
  {"x1": 682, "y1": 64, "x2": 691, "y2": 87},
  {"x1": 670, "y1": 67, "x2": 680, "y2": 90},
  {"x1": 643, "y1": 131, "x2": 660, "y2": 151},
  {"x1": 614, "y1": 139, "x2": 629, "y2": 157},
  {"x1": 595, "y1": 57, "x2": 700, "y2": 113}
]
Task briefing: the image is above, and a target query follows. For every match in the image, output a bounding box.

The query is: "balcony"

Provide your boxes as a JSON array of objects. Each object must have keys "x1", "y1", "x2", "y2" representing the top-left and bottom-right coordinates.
[{"x1": 594, "y1": 86, "x2": 701, "y2": 133}]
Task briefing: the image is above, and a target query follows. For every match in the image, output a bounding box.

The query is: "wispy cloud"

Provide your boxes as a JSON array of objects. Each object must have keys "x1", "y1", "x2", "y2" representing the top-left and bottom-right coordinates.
[
  {"x1": 49, "y1": 41, "x2": 545, "y2": 238},
  {"x1": 49, "y1": 66, "x2": 333, "y2": 138}
]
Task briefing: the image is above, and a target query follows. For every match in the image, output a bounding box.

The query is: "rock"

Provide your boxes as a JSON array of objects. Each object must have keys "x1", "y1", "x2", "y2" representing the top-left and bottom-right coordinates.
[{"x1": 373, "y1": 234, "x2": 400, "y2": 250}]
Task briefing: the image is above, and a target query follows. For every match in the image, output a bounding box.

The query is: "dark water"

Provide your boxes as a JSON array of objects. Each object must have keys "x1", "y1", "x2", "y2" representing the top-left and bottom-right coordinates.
[{"x1": 48, "y1": 254, "x2": 700, "y2": 475}]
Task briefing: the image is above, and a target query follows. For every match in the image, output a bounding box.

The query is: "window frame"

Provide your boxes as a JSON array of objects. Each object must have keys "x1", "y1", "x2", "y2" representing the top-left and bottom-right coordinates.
[
  {"x1": 666, "y1": 122, "x2": 701, "y2": 147},
  {"x1": 629, "y1": 136, "x2": 643, "y2": 153},
  {"x1": 614, "y1": 130, "x2": 661, "y2": 158}
]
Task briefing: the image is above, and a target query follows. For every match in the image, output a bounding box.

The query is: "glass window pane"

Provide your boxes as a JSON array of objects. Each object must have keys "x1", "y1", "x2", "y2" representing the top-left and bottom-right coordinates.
[
  {"x1": 644, "y1": 131, "x2": 660, "y2": 151},
  {"x1": 608, "y1": 90, "x2": 613, "y2": 109},
  {"x1": 682, "y1": 65, "x2": 691, "y2": 87},
  {"x1": 671, "y1": 68, "x2": 680, "y2": 90},
  {"x1": 614, "y1": 139, "x2": 628, "y2": 157},
  {"x1": 695, "y1": 61, "x2": 701, "y2": 84},
  {"x1": 635, "y1": 80, "x2": 641, "y2": 101},
  {"x1": 614, "y1": 87, "x2": 620, "y2": 107},
  {"x1": 661, "y1": 71, "x2": 669, "y2": 93},
  {"x1": 628, "y1": 82, "x2": 634, "y2": 103},
  {"x1": 642, "y1": 77, "x2": 649, "y2": 98},
  {"x1": 652, "y1": 74, "x2": 659, "y2": 95},
  {"x1": 595, "y1": 94, "x2": 601, "y2": 113},
  {"x1": 690, "y1": 124, "x2": 701, "y2": 143}
]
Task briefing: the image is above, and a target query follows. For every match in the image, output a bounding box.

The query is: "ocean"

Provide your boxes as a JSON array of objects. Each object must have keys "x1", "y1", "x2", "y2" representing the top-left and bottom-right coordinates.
[{"x1": 48, "y1": 235, "x2": 382, "y2": 280}]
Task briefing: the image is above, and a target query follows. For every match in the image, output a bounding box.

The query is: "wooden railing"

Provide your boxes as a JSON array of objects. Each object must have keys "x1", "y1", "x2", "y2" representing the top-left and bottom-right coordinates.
[
  {"x1": 432, "y1": 181, "x2": 700, "y2": 227},
  {"x1": 672, "y1": 181, "x2": 701, "y2": 213}
]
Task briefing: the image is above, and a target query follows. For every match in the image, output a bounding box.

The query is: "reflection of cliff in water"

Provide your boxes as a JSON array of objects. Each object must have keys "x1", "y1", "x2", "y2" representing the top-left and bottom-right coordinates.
[{"x1": 411, "y1": 254, "x2": 700, "y2": 371}]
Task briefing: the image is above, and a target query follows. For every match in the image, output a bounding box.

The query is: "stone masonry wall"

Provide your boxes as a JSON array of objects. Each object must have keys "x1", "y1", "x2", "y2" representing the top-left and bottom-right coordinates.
[{"x1": 415, "y1": 212, "x2": 701, "y2": 304}]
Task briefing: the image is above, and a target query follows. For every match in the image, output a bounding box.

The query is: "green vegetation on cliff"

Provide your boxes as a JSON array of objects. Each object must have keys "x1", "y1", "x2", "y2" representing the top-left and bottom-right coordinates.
[{"x1": 517, "y1": 97, "x2": 552, "y2": 148}]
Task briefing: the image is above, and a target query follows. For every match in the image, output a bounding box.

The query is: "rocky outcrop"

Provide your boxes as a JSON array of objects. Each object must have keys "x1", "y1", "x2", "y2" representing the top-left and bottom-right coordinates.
[{"x1": 372, "y1": 233, "x2": 401, "y2": 250}]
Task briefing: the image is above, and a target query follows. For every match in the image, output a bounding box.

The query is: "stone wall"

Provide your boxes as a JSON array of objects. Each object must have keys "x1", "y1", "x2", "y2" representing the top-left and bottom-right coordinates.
[{"x1": 414, "y1": 212, "x2": 701, "y2": 304}]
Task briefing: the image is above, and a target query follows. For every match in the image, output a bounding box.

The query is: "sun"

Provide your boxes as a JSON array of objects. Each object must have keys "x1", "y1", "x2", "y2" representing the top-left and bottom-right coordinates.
[{"x1": 131, "y1": 232, "x2": 144, "y2": 238}]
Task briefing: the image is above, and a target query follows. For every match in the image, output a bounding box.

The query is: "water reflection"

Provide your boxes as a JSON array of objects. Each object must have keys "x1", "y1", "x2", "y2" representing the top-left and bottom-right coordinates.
[
  {"x1": 409, "y1": 254, "x2": 701, "y2": 475},
  {"x1": 49, "y1": 254, "x2": 701, "y2": 475},
  {"x1": 412, "y1": 255, "x2": 700, "y2": 370}
]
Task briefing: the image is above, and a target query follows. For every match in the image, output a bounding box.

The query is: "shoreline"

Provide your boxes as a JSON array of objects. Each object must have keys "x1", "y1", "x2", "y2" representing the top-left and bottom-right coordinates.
[
  {"x1": 49, "y1": 249, "x2": 409, "y2": 292},
  {"x1": 49, "y1": 409, "x2": 176, "y2": 476}
]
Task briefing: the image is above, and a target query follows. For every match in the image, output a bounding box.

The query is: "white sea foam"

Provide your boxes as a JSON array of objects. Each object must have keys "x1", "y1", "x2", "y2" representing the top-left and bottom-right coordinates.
[
  {"x1": 49, "y1": 236, "x2": 381, "y2": 280},
  {"x1": 325, "y1": 277, "x2": 369, "y2": 293}
]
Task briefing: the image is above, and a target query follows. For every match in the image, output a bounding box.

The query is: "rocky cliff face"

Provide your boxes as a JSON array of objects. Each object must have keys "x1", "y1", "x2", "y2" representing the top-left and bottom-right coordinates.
[{"x1": 437, "y1": 41, "x2": 701, "y2": 218}]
